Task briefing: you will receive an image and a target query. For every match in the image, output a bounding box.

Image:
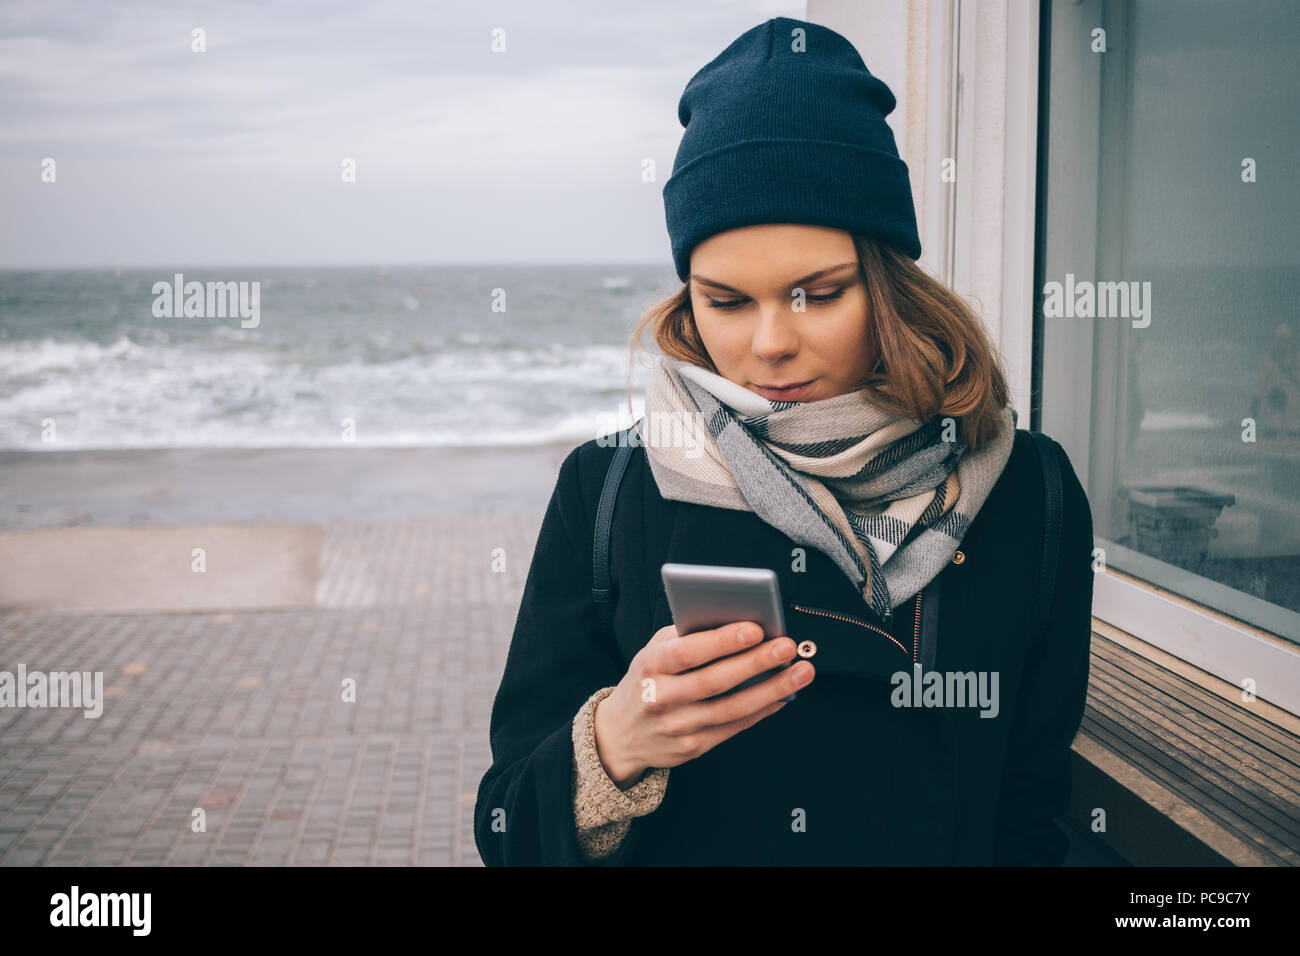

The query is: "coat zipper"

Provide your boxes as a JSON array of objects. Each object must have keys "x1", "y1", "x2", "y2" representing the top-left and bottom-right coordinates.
[
  {"x1": 792, "y1": 590, "x2": 923, "y2": 663},
  {"x1": 912, "y1": 589, "x2": 922, "y2": 663}
]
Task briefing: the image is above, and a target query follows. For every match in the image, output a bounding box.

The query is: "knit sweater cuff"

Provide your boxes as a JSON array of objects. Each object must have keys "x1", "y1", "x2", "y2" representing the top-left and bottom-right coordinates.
[{"x1": 571, "y1": 685, "x2": 670, "y2": 861}]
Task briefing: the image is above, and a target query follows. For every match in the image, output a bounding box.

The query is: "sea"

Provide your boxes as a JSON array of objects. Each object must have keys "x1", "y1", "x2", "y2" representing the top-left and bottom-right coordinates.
[
  {"x1": 0, "y1": 265, "x2": 676, "y2": 450},
  {"x1": 0, "y1": 262, "x2": 1288, "y2": 452}
]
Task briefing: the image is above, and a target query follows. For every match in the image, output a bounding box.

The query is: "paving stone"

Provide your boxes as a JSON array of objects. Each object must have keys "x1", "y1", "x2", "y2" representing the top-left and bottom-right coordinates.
[{"x1": 0, "y1": 514, "x2": 542, "y2": 867}]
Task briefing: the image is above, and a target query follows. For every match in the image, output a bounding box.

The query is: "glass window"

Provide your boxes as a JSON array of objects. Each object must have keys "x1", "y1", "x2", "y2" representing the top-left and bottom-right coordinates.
[{"x1": 1039, "y1": 0, "x2": 1300, "y2": 643}]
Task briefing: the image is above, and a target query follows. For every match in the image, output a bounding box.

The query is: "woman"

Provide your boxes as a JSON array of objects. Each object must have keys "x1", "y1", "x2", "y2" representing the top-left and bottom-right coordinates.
[{"x1": 474, "y1": 16, "x2": 1093, "y2": 866}]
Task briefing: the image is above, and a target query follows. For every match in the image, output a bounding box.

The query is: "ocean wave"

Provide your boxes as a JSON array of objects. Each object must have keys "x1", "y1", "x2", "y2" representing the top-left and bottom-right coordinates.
[
  {"x1": 0, "y1": 335, "x2": 143, "y2": 377},
  {"x1": 0, "y1": 337, "x2": 650, "y2": 450}
]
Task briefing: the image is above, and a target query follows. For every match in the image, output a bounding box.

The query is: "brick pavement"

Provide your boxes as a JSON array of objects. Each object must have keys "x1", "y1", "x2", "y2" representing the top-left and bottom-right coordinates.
[{"x1": 0, "y1": 514, "x2": 542, "y2": 866}]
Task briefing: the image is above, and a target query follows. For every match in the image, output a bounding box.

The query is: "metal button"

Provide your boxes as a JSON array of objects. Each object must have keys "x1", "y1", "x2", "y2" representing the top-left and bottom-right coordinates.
[
  {"x1": 952, "y1": 550, "x2": 966, "y2": 564},
  {"x1": 796, "y1": 640, "x2": 817, "y2": 658}
]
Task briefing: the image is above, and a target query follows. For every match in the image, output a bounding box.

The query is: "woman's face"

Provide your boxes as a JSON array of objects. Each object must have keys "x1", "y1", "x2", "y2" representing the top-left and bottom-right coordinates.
[{"x1": 688, "y1": 224, "x2": 875, "y2": 403}]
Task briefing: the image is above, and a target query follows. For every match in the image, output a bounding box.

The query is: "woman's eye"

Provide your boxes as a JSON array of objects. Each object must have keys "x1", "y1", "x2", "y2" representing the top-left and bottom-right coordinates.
[
  {"x1": 806, "y1": 288, "x2": 846, "y2": 304},
  {"x1": 706, "y1": 288, "x2": 845, "y2": 311}
]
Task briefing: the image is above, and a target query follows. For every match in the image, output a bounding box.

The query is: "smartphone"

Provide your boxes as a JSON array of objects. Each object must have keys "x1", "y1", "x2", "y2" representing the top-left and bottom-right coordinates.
[{"x1": 660, "y1": 562, "x2": 796, "y2": 701}]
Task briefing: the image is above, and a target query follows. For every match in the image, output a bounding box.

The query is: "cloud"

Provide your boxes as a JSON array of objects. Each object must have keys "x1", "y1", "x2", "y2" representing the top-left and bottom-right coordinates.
[{"x1": 0, "y1": 0, "x2": 806, "y2": 266}]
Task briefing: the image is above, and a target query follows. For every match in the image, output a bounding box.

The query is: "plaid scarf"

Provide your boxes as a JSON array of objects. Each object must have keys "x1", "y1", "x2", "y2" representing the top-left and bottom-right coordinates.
[{"x1": 642, "y1": 356, "x2": 1017, "y2": 625}]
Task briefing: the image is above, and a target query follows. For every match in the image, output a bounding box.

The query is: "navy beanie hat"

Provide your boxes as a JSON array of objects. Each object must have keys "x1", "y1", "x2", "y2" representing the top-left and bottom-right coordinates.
[{"x1": 663, "y1": 16, "x2": 922, "y2": 283}]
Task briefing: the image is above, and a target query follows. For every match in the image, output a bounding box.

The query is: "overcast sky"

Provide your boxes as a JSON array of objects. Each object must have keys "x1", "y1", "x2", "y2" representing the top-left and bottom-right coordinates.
[{"x1": 0, "y1": 0, "x2": 805, "y2": 269}]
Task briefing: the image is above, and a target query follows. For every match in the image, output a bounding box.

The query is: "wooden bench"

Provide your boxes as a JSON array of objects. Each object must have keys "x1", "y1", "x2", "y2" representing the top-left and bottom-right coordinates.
[{"x1": 1065, "y1": 620, "x2": 1300, "y2": 866}]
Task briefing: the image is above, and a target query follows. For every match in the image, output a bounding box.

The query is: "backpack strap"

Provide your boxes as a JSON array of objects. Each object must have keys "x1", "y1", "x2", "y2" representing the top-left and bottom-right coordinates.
[
  {"x1": 1027, "y1": 430, "x2": 1064, "y2": 637},
  {"x1": 592, "y1": 418, "x2": 644, "y2": 635}
]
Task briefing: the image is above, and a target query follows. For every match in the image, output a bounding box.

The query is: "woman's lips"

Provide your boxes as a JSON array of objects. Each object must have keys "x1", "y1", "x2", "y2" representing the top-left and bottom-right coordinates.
[{"x1": 752, "y1": 379, "x2": 816, "y2": 401}]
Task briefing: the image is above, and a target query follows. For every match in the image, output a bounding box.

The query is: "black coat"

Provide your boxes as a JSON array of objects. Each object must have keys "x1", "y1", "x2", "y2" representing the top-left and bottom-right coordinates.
[{"x1": 474, "y1": 427, "x2": 1094, "y2": 865}]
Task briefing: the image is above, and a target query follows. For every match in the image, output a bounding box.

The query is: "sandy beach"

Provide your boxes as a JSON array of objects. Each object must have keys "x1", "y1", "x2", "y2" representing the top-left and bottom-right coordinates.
[
  {"x1": 0, "y1": 442, "x2": 575, "y2": 531},
  {"x1": 0, "y1": 442, "x2": 573, "y2": 613}
]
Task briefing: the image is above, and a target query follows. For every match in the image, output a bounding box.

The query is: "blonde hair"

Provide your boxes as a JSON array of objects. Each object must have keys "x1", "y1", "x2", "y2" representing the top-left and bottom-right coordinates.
[{"x1": 625, "y1": 234, "x2": 1011, "y2": 451}]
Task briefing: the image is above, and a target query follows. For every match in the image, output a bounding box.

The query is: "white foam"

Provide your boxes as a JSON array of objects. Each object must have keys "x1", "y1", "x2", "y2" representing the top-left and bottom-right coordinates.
[
  {"x1": 0, "y1": 335, "x2": 142, "y2": 377},
  {"x1": 0, "y1": 337, "x2": 654, "y2": 450}
]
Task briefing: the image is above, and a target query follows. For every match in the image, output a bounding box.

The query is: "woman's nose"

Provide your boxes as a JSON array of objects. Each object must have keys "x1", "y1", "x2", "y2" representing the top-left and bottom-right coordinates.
[{"x1": 751, "y1": 305, "x2": 800, "y2": 362}]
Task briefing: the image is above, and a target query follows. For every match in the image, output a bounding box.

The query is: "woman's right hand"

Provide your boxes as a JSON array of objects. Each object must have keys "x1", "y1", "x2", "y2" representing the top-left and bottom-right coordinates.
[{"x1": 592, "y1": 621, "x2": 815, "y2": 788}]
